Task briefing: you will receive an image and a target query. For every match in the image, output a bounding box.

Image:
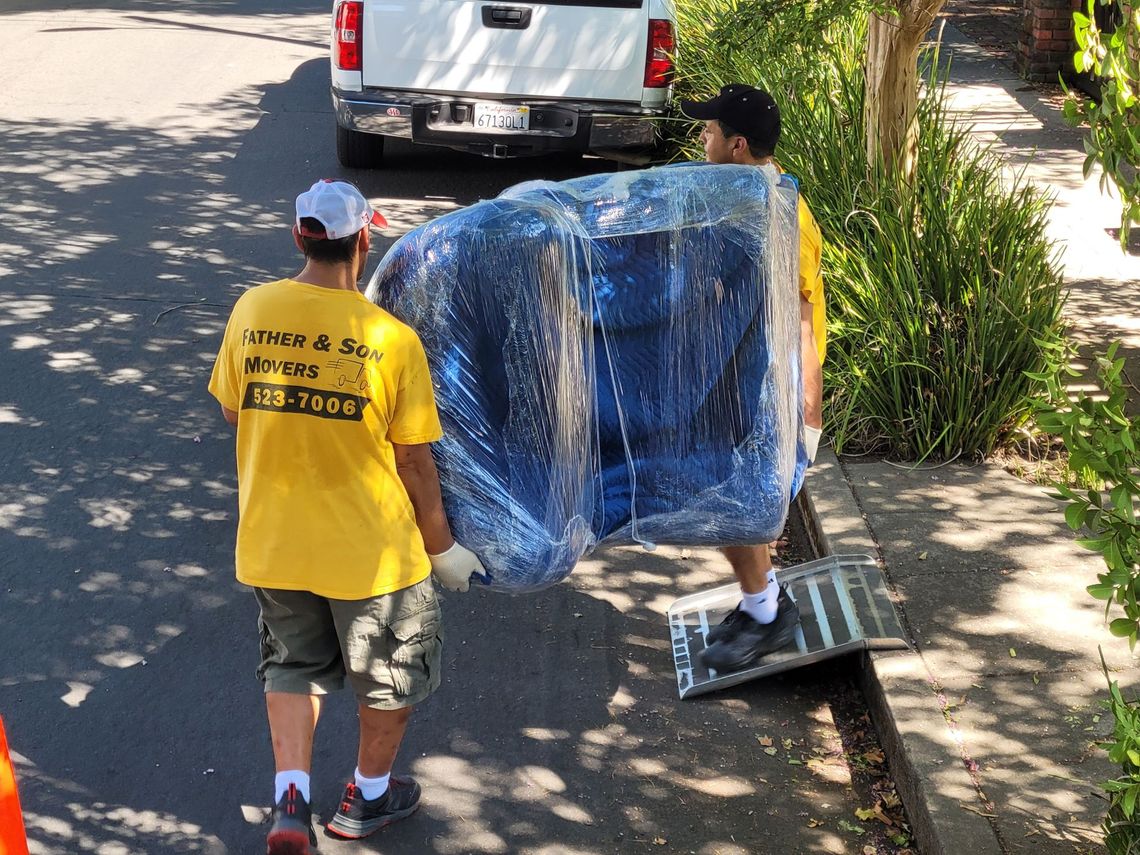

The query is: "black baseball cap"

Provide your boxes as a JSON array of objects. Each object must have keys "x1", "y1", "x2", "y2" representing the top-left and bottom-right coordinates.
[{"x1": 680, "y1": 84, "x2": 781, "y2": 154}]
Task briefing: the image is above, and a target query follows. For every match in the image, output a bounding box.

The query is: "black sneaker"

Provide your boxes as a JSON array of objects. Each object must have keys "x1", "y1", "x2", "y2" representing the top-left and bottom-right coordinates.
[
  {"x1": 707, "y1": 578, "x2": 782, "y2": 645},
  {"x1": 266, "y1": 783, "x2": 318, "y2": 855},
  {"x1": 326, "y1": 776, "x2": 422, "y2": 840},
  {"x1": 698, "y1": 586, "x2": 800, "y2": 673},
  {"x1": 706, "y1": 604, "x2": 743, "y2": 645}
]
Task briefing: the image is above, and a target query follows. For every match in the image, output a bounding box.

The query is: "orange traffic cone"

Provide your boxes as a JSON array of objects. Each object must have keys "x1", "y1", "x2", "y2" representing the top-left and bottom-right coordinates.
[{"x1": 0, "y1": 717, "x2": 29, "y2": 855}]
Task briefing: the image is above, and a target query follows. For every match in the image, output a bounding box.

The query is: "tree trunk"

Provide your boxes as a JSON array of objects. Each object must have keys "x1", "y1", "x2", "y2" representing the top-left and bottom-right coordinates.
[{"x1": 864, "y1": 2, "x2": 947, "y2": 181}]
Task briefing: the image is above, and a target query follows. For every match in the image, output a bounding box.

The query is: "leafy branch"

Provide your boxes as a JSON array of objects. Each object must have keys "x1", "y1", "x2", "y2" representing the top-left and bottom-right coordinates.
[{"x1": 1063, "y1": 0, "x2": 1140, "y2": 247}]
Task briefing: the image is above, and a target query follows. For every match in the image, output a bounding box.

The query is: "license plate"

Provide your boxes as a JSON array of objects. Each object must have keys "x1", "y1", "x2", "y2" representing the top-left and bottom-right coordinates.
[{"x1": 473, "y1": 103, "x2": 530, "y2": 133}]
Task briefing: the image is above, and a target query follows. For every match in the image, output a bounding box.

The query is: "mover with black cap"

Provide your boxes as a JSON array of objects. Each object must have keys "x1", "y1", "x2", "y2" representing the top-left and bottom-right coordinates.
[{"x1": 681, "y1": 85, "x2": 828, "y2": 674}]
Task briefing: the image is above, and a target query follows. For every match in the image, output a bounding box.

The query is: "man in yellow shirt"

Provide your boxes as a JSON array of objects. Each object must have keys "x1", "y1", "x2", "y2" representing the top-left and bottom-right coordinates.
[
  {"x1": 681, "y1": 86, "x2": 826, "y2": 673},
  {"x1": 209, "y1": 180, "x2": 485, "y2": 854}
]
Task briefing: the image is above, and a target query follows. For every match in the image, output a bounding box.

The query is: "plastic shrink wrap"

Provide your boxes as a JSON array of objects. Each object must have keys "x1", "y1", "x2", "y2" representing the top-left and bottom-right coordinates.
[{"x1": 367, "y1": 163, "x2": 807, "y2": 591}]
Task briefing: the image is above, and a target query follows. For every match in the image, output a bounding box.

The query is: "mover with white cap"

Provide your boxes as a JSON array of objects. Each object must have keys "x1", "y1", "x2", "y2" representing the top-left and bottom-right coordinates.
[{"x1": 208, "y1": 179, "x2": 486, "y2": 854}]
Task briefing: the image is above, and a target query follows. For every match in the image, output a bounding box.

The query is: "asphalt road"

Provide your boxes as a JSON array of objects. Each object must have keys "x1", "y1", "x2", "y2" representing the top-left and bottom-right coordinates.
[{"x1": 0, "y1": 4, "x2": 890, "y2": 853}]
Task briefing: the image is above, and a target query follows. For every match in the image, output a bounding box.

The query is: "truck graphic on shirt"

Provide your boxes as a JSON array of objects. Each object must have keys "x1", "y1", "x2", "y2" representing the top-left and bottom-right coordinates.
[{"x1": 326, "y1": 358, "x2": 369, "y2": 391}]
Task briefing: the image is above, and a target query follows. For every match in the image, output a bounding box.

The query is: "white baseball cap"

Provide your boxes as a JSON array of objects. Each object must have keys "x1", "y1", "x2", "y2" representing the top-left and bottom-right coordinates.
[{"x1": 295, "y1": 179, "x2": 388, "y2": 239}]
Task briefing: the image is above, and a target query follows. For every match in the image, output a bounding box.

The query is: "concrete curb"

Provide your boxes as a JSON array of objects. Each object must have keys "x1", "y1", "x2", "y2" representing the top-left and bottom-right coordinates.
[{"x1": 797, "y1": 449, "x2": 1004, "y2": 855}]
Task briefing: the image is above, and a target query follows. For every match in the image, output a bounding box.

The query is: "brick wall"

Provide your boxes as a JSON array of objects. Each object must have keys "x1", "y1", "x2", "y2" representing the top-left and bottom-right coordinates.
[{"x1": 1018, "y1": 0, "x2": 1080, "y2": 81}]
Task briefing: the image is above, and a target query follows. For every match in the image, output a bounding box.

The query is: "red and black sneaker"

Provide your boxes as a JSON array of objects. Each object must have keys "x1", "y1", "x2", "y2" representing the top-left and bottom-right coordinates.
[
  {"x1": 326, "y1": 776, "x2": 422, "y2": 840},
  {"x1": 266, "y1": 783, "x2": 318, "y2": 854}
]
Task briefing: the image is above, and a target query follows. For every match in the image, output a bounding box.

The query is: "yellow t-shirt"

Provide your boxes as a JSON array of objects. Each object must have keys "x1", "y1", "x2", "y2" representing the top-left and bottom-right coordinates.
[
  {"x1": 797, "y1": 196, "x2": 827, "y2": 366},
  {"x1": 208, "y1": 279, "x2": 443, "y2": 600}
]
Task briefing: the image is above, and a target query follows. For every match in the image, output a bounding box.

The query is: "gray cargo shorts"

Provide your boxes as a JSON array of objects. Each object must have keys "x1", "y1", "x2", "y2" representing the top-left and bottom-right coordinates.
[{"x1": 254, "y1": 577, "x2": 443, "y2": 710}]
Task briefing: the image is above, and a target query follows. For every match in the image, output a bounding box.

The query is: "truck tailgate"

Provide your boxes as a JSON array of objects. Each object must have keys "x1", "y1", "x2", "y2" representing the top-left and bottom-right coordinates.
[{"x1": 361, "y1": 0, "x2": 649, "y2": 102}]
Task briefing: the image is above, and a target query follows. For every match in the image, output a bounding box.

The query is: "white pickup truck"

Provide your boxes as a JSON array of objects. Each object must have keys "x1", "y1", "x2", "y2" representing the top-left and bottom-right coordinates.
[{"x1": 329, "y1": 0, "x2": 675, "y2": 166}]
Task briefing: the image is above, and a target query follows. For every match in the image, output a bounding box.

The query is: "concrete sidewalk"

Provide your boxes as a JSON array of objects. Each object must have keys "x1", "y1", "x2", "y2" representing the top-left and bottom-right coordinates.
[
  {"x1": 799, "y1": 22, "x2": 1140, "y2": 855},
  {"x1": 936, "y1": 22, "x2": 1140, "y2": 396},
  {"x1": 805, "y1": 453, "x2": 1126, "y2": 854}
]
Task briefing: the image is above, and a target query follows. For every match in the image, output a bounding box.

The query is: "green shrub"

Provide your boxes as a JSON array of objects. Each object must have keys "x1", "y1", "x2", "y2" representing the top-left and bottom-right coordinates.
[
  {"x1": 1103, "y1": 673, "x2": 1140, "y2": 855},
  {"x1": 1036, "y1": 343, "x2": 1140, "y2": 645},
  {"x1": 799, "y1": 60, "x2": 1067, "y2": 460},
  {"x1": 1035, "y1": 345, "x2": 1140, "y2": 851},
  {"x1": 1065, "y1": 0, "x2": 1140, "y2": 248},
  {"x1": 671, "y1": 12, "x2": 1068, "y2": 461},
  {"x1": 671, "y1": 0, "x2": 870, "y2": 102}
]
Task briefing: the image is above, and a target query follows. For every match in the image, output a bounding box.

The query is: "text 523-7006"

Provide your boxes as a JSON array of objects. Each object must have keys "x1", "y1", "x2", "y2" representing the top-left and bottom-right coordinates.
[{"x1": 241, "y1": 381, "x2": 368, "y2": 422}]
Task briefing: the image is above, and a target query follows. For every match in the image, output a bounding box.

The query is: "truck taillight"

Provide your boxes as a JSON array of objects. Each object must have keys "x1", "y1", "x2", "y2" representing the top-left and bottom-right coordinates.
[
  {"x1": 334, "y1": 1, "x2": 363, "y2": 71},
  {"x1": 644, "y1": 19, "x2": 675, "y2": 88}
]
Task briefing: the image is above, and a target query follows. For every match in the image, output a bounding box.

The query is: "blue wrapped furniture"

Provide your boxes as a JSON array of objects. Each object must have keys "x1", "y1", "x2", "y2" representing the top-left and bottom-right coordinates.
[{"x1": 367, "y1": 163, "x2": 807, "y2": 591}]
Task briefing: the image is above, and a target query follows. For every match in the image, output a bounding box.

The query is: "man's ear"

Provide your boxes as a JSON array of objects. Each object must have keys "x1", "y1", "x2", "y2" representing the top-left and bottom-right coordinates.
[
  {"x1": 354, "y1": 228, "x2": 372, "y2": 284},
  {"x1": 292, "y1": 225, "x2": 305, "y2": 254}
]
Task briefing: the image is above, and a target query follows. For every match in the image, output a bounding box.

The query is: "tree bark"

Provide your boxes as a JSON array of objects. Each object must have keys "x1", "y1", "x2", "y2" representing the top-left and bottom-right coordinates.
[{"x1": 864, "y1": 1, "x2": 947, "y2": 180}]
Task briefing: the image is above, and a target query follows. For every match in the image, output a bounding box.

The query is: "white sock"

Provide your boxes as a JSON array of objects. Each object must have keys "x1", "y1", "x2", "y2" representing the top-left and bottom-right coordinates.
[
  {"x1": 766, "y1": 568, "x2": 778, "y2": 590},
  {"x1": 741, "y1": 584, "x2": 779, "y2": 625},
  {"x1": 274, "y1": 770, "x2": 310, "y2": 803},
  {"x1": 354, "y1": 767, "x2": 390, "y2": 801}
]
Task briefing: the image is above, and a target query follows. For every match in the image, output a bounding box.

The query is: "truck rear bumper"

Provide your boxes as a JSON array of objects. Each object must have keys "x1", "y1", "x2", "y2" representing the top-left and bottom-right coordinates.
[{"x1": 333, "y1": 88, "x2": 661, "y2": 157}]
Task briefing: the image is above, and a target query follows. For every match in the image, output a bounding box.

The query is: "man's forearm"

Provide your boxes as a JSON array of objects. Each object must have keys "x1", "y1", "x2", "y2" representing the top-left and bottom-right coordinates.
[
  {"x1": 800, "y1": 303, "x2": 823, "y2": 428},
  {"x1": 394, "y1": 446, "x2": 453, "y2": 555},
  {"x1": 803, "y1": 345, "x2": 823, "y2": 427}
]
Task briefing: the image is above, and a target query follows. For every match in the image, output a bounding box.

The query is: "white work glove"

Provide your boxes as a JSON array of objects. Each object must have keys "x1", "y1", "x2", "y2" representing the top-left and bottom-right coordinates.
[
  {"x1": 428, "y1": 542, "x2": 489, "y2": 593},
  {"x1": 804, "y1": 425, "x2": 822, "y2": 463}
]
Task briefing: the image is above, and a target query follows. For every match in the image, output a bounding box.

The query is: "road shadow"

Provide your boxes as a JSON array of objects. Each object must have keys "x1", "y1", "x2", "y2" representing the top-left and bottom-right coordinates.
[{"x1": 5, "y1": 536, "x2": 879, "y2": 853}]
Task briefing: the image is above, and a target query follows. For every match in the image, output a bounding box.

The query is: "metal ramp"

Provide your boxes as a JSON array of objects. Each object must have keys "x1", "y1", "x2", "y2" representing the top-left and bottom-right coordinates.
[{"x1": 668, "y1": 554, "x2": 910, "y2": 699}]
